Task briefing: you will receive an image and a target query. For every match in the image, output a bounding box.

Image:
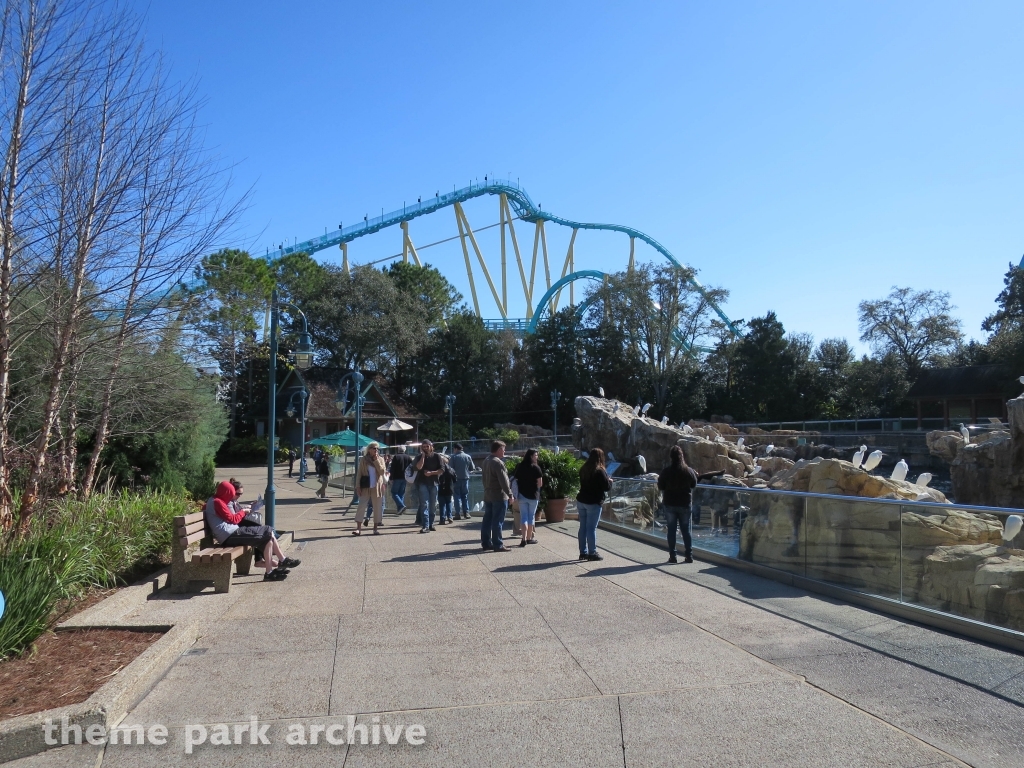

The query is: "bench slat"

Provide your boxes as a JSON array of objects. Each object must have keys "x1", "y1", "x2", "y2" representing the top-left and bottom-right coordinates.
[
  {"x1": 173, "y1": 511, "x2": 205, "y2": 526},
  {"x1": 179, "y1": 530, "x2": 205, "y2": 549},
  {"x1": 195, "y1": 546, "x2": 245, "y2": 564},
  {"x1": 175, "y1": 519, "x2": 206, "y2": 538}
]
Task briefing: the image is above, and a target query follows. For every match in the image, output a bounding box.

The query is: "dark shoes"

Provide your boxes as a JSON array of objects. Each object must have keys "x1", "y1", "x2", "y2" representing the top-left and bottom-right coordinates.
[
  {"x1": 281, "y1": 557, "x2": 301, "y2": 568},
  {"x1": 579, "y1": 553, "x2": 588, "y2": 560},
  {"x1": 494, "y1": 546, "x2": 512, "y2": 552},
  {"x1": 684, "y1": 555, "x2": 694, "y2": 563},
  {"x1": 519, "y1": 539, "x2": 527, "y2": 548},
  {"x1": 429, "y1": 526, "x2": 437, "y2": 532},
  {"x1": 668, "y1": 553, "x2": 678, "y2": 564},
  {"x1": 586, "y1": 553, "x2": 604, "y2": 561},
  {"x1": 527, "y1": 539, "x2": 538, "y2": 544},
  {"x1": 419, "y1": 528, "x2": 428, "y2": 534},
  {"x1": 263, "y1": 569, "x2": 287, "y2": 582}
]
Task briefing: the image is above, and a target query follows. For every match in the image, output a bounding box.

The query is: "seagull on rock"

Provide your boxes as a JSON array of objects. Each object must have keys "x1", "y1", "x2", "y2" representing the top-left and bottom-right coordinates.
[
  {"x1": 915, "y1": 473, "x2": 933, "y2": 487},
  {"x1": 661, "y1": 415, "x2": 669, "y2": 424},
  {"x1": 737, "y1": 437, "x2": 744, "y2": 448},
  {"x1": 960, "y1": 423, "x2": 970, "y2": 443},
  {"x1": 598, "y1": 387, "x2": 605, "y2": 397},
  {"x1": 852, "y1": 446, "x2": 865, "y2": 468},
  {"x1": 864, "y1": 450, "x2": 883, "y2": 471},
  {"x1": 890, "y1": 459, "x2": 908, "y2": 482},
  {"x1": 765, "y1": 444, "x2": 775, "y2": 455},
  {"x1": 637, "y1": 455, "x2": 647, "y2": 472},
  {"x1": 641, "y1": 403, "x2": 653, "y2": 416},
  {"x1": 632, "y1": 404, "x2": 640, "y2": 417},
  {"x1": 682, "y1": 424, "x2": 693, "y2": 434}
]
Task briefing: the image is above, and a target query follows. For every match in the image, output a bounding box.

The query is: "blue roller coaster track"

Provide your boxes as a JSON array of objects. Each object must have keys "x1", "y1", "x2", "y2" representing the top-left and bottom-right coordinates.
[{"x1": 265, "y1": 179, "x2": 739, "y2": 337}]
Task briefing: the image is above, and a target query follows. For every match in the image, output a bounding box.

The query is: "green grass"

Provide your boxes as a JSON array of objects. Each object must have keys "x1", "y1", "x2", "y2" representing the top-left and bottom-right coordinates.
[{"x1": 0, "y1": 490, "x2": 194, "y2": 659}]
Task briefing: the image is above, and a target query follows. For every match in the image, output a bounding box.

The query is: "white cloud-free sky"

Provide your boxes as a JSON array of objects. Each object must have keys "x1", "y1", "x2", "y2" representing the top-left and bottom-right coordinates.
[{"x1": 138, "y1": 0, "x2": 1024, "y2": 352}]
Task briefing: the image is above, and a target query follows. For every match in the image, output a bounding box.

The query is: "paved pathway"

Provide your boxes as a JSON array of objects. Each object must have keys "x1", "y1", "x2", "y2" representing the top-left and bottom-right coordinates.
[{"x1": 8, "y1": 464, "x2": 1024, "y2": 767}]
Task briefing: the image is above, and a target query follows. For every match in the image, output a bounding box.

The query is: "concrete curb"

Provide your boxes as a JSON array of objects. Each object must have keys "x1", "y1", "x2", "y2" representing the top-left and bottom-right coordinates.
[{"x1": 0, "y1": 621, "x2": 198, "y2": 764}]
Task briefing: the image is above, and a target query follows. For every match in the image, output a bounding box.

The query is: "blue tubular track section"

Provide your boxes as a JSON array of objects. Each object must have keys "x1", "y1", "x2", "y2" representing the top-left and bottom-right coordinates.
[{"x1": 267, "y1": 179, "x2": 738, "y2": 336}]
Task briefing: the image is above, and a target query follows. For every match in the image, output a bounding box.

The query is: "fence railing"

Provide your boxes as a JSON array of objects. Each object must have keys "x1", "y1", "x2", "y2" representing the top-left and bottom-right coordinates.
[
  {"x1": 730, "y1": 418, "x2": 1007, "y2": 433},
  {"x1": 600, "y1": 478, "x2": 1024, "y2": 644}
]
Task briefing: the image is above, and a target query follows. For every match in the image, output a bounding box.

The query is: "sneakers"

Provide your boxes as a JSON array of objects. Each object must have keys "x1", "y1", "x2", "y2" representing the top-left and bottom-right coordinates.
[
  {"x1": 683, "y1": 555, "x2": 694, "y2": 563},
  {"x1": 419, "y1": 528, "x2": 428, "y2": 534},
  {"x1": 518, "y1": 539, "x2": 527, "y2": 548},
  {"x1": 586, "y1": 553, "x2": 604, "y2": 561},
  {"x1": 667, "y1": 553, "x2": 678, "y2": 564},
  {"x1": 281, "y1": 557, "x2": 301, "y2": 568},
  {"x1": 429, "y1": 526, "x2": 437, "y2": 532},
  {"x1": 527, "y1": 539, "x2": 538, "y2": 544},
  {"x1": 263, "y1": 570, "x2": 287, "y2": 581}
]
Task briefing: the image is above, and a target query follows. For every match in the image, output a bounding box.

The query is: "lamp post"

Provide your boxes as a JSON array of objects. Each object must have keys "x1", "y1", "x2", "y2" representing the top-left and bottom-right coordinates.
[
  {"x1": 551, "y1": 390, "x2": 561, "y2": 452},
  {"x1": 265, "y1": 291, "x2": 314, "y2": 529},
  {"x1": 285, "y1": 388, "x2": 309, "y2": 481},
  {"x1": 444, "y1": 393, "x2": 456, "y2": 447},
  {"x1": 335, "y1": 370, "x2": 365, "y2": 497}
]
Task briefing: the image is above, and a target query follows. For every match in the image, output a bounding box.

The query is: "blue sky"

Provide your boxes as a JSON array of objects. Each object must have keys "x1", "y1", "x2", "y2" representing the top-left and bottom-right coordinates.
[{"x1": 139, "y1": 0, "x2": 1024, "y2": 352}]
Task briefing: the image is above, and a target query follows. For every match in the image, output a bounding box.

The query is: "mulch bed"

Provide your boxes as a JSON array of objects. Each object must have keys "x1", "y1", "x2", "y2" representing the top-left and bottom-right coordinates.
[
  {"x1": 0, "y1": 628, "x2": 164, "y2": 720},
  {"x1": 0, "y1": 586, "x2": 165, "y2": 721}
]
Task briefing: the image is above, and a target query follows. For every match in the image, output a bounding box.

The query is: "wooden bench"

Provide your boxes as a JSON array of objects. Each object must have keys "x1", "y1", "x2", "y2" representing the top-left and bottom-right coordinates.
[{"x1": 170, "y1": 511, "x2": 254, "y2": 593}]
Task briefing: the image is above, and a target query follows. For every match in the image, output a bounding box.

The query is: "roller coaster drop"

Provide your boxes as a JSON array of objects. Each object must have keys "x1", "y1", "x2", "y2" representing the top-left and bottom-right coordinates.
[{"x1": 265, "y1": 180, "x2": 739, "y2": 339}]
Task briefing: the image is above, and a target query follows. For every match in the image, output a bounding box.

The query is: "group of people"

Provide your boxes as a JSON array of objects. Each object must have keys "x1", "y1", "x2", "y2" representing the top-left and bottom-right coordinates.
[{"x1": 260, "y1": 436, "x2": 716, "y2": 573}]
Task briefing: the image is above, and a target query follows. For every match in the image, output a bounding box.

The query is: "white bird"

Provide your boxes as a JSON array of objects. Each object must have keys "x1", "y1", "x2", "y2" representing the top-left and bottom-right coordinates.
[
  {"x1": 851, "y1": 448, "x2": 865, "y2": 468},
  {"x1": 737, "y1": 437, "x2": 744, "y2": 447},
  {"x1": 1019, "y1": 375, "x2": 1024, "y2": 386},
  {"x1": 863, "y1": 450, "x2": 883, "y2": 471},
  {"x1": 637, "y1": 455, "x2": 647, "y2": 472},
  {"x1": 1003, "y1": 515, "x2": 1023, "y2": 542},
  {"x1": 472, "y1": 502, "x2": 483, "y2": 512},
  {"x1": 765, "y1": 444, "x2": 775, "y2": 455},
  {"x1": 715, "y1": 436, "x2": 724, "y2": 443},
  {"x1": 598, "y1": 387, "x2": 605, "y2": 397},
  {"x1": 607, "y1": 452, "x2": 616, "y2": 462},
  {"x1": 890, "y1": 459, "x2": 908, "y2": 482},
  {"x1": 632, "y1": 404, "x2": 640, "y2": 417},
  {"x1": 661, "y1": 415, "x2": 669, "y2": 424},
  {"x1": 682, "y1": 424, "x2": 693, "y2": 434},
  {"x1": 441, "y1": 446, "x2": 448, "y2": 455},
  {"x1": 960, "y1": 423, "x2": 970, "y2": 443},
  {"x1": 915, "y1": 472, "x2": 933, "y2": 487},
  {"x1": 641, "y1": 402, "x2": 653, "y2": 416}
]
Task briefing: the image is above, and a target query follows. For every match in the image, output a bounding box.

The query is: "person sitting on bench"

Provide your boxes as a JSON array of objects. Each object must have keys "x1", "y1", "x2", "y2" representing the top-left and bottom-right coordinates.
[{"x1": 205, "y1": 481, "x2": 298, "y2": 582}]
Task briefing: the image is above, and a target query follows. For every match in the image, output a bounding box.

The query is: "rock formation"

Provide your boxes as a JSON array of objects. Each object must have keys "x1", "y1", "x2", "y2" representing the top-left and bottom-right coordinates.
[{"x1": 927, "y1": 395, "x2": 1024, "y2": 508}]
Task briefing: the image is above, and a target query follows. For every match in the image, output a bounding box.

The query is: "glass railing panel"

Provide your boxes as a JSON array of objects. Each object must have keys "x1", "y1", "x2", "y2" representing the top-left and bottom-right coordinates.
[
  {"x1": 804, "y1": 496, "x2": 900, "y2": 599},
  {"x1": 731, "y1": 487, "x2": 805, "y2": 574},
  {"x1": 901, "y1": 504, "x2": 1024, "y2": 633}
]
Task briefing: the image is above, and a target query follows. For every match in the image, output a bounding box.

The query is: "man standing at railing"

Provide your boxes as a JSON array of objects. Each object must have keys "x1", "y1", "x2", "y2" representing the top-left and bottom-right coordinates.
[
  {"x1": 449, "y1": 443, "x2": 476, "y2": 520},
  {"x1": 658, "y1": 446, "x2": 698, "y2": 564}
]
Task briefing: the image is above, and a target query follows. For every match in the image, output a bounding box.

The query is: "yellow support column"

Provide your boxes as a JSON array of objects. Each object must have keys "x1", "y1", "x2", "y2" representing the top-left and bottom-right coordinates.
[
  {"x1": 500, "y1": 197, "x2": 507, "y2": 316},
  {"x1": 502, "y1": 195, "x2": 532, "y2": 318},
  {"x1": 454, "y1": 205, "x2": 482, "y2": 316},
  {"x1": 454, "y1": 202, "x2": 506, "y2": 318},
  {"x1": 401, "y1": 222, "x2": 422, "y2": 267},
  {"x1": 553, "y1": 228, "x2": 577, "y2": 311}
]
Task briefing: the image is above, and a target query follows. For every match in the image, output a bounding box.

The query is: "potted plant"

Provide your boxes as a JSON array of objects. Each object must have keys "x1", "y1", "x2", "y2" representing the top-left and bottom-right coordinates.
[{"x1": 537, "y1": 449, "x2": 583, "y2": 523}]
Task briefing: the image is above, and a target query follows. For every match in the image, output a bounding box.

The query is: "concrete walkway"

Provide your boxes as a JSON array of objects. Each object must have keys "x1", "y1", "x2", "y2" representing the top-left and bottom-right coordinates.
[{"x1": 9, "y1": 464, "x2": 1024, "y2": 767}]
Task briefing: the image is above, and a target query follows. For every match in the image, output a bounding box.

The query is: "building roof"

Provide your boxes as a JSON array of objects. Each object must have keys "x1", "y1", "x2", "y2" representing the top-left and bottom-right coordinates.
[
  {"x1": 906, "y1": 364, "x2": 1014, "y2": 399},
  {"x1": 278, "y1": 368, "x2": 426, "y2": 423}
]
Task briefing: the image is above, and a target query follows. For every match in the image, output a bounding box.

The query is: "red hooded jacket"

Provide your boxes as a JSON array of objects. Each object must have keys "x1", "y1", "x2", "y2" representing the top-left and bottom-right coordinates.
[{"x1": 212, "y1": 481, "x2": 245, "y2": 524}]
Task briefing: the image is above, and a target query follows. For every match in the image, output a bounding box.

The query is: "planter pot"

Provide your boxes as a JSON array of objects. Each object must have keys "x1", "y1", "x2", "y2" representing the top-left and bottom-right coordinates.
[{"x1": 544, "y1": 498, "x2": 568, "y2": 523}]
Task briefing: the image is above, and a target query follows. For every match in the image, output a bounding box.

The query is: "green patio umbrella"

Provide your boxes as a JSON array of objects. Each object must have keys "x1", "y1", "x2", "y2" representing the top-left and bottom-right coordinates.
[{"x1": 307, "y1": 429, "x2": 374, "y2": 448}]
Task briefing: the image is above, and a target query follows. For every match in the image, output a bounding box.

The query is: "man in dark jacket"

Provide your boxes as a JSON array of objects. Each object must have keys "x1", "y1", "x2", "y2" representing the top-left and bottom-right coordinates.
[{"x1": 389, "y1": 448, "x2": 412, "y2": 514}]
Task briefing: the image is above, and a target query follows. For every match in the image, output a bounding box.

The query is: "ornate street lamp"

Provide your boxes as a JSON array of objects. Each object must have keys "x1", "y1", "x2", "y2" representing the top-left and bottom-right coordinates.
[
  {"x1": 285, "y1": 388, "x2": 309, "y2": 481},
  {"x1": 444, "y1": 393, "x2": 456, "y2": 447}
]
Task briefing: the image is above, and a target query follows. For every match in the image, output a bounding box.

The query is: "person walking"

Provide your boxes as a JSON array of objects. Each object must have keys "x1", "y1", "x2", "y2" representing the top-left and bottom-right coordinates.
[
  {"x1": 437, "y1": 457, "x2": 456, "y2": 524},
  {"x1": 389, "y1": 448, "x2": 412, "y2": 514},
  {"x1": 287, "y1": 448, "x2": 297, "y2": 478},
  {"x1": 413, "y1": 440, "x2": 444, "y2": 533},
  {"x1": 315, "y1": 452, "x2": 331, "y2": 499},
  {"x1": 353, "y1": 442, "x2": 389, "y2": 536},
  {"x1": 481, "y1": 440, "x2": 512, "y2": 552},
  {"x1": 576, "y1": 448, "x2": 612, "y2": 561},
  {"x1": 512, "y1": 448, "x2": 543, "y2": 548},
  {"x1": 449, "y1": 443, "x2": 476, "y2": 520}
]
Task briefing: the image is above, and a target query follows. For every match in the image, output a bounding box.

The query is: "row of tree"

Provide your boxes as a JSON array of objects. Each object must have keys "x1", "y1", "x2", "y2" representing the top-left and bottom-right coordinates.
[
  {"x1": 0, "y1": 0, "x2": 237, "y2": 532},
  {"x1": 192, "y1": 243, "x2": 1021, "y2": 444}
]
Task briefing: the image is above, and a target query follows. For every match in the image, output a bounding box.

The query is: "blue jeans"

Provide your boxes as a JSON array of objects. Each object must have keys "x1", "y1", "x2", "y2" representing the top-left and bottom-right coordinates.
[
  {"x1": 664, "y1": 505, "x2": 692, "y2": 557},
  {"x1": 417, "y1": 483, "x2": 438, "y2": 529},
  {"x1": 439, "y1": 496, "x2": 453, "y2": 521},
  {"x1": 481, "y1": 500, "x2": 507, "y2": 549},
  {"x1": 577, "y1": 502, "x2": 602, "y2": 555},
  {"x1": 390, "y1": 479, "x2": 407, "y2": 511},
  {"x1": 454, "y1": 478, "x2": 470, "y2": 518}
]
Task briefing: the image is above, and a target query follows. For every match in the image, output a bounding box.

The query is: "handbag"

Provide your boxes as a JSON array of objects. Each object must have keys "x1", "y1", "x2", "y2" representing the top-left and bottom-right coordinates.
[{"x1": 404, "y1": 465, "x2": 418, "y2": 484}]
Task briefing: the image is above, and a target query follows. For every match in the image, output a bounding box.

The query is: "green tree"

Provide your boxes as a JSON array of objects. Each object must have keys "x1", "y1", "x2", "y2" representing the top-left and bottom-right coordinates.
[
  {"x1": 186, "y1": 249, "x2": 274, "y2": 438},
  {"x1": 858, "y1": 287, "x2": 963, "y2": 380}
]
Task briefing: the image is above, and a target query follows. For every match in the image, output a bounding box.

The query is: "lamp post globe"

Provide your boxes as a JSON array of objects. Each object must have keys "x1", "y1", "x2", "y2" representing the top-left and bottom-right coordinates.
[{"x1": 293, "y1": 332, "x2": 314, "y2": 370}]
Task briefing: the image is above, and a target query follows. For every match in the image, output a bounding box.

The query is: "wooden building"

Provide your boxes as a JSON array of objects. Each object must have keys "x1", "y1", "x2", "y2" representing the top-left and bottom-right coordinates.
[{"x1": 906, "y1": 364, "x2": 1014, "y2": 428}]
